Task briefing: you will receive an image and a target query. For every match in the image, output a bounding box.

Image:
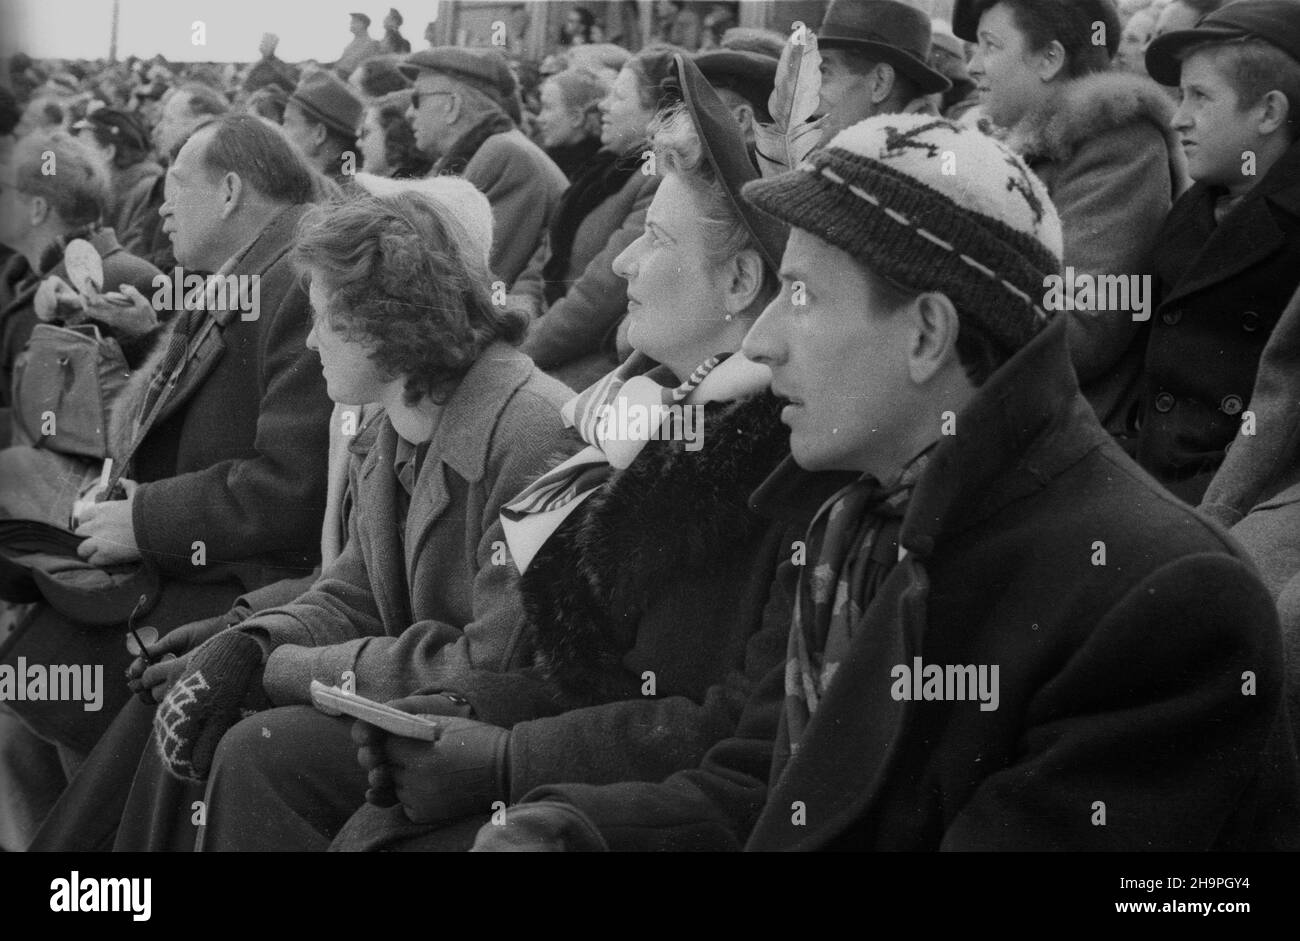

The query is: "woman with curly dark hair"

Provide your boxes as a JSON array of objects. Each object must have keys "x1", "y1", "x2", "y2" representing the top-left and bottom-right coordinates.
[
  {"x1": 88, "y1": 184, "x2": 577, "y2": 851},
  {"x1": 357, "y1": 89, "x2": 433, "y2": 178}
]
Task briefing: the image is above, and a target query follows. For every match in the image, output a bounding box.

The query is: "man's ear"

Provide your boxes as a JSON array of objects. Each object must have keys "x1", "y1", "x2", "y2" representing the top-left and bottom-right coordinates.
[
  {"x1": 28, "y1": 194, "x2": 49, "y2": 227},
  {"x1": 730, "y1": 101, "x2": 755, "y2": 135},
  {"x1": 446, "y1": 90, "x2": 463, "y2": 125},
  {"x1": 908, "y1": 292, "x2": 961, "y2": 385},
  {"x1": 871, "y1": 62, "x2": 898, "y2": 106},
  {"x1": 219, "y1": 171, "x2": 243, "y2": 219},
  {"x1": 1033, "y1": 39, "x2": 1068, "y2": 83},
  {"x1": 1258, "y1": 89, "x2": 1290, "y2": 137},
  {"x1": 310, "y1": 120, "x2": 328, "y2": 153},
  {"x1": 722, "y1": 247, "x2": 766, "y2": 318}
]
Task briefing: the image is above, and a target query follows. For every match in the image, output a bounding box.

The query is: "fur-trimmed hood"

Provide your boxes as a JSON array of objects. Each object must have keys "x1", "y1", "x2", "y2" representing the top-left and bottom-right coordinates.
[
  {"x1": 1007, "y1": 71, "x2": 1181, "y2": 169},
  {"x1": 520, "y1": 390, "x2": 791, "y2": 704}
]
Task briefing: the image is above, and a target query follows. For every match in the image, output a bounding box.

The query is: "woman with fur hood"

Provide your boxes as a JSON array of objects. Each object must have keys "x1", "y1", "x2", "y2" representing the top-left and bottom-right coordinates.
[
  {"x1": 232, "y1": 55, "x2": 850, "y2": 853},
  {"x1": 957, "y1": 0, "x2": 1189, "y2": 439}
]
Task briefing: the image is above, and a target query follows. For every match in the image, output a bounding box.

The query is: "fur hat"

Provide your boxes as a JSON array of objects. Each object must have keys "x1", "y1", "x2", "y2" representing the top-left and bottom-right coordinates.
[{"x1": 743, "y1": 114, "x2": 1064, "y2": 352}]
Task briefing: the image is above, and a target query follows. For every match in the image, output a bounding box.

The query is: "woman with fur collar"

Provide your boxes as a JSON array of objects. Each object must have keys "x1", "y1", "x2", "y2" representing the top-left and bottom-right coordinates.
[
  {"x1": 957, "y1": 0, "x2": 1189, "y2": 438},
  {"x1": 323, "y1": 55, "x2": 844, "y2": 852}
]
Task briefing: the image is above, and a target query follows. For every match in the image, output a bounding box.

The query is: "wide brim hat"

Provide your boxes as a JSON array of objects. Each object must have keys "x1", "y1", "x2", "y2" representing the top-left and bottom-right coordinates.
[
  {"x1": 290, "y1": 69, "x2": 363, "y2": 138},
  {"x1": 1145, "y1": 0, "x2": 1300, "y2": 86},
  {"x1": 0, "y1": 519, "x2": 160, "y2": 626},
  {"x1": 818, "y1": 0, "x2": 952, "y2": 95},
  {"x1": 694, "y1": 49, "x2": 779, "y2": 123},
  {"x1": 665, "y1": 53, "x2": 789, "y2": 276}
]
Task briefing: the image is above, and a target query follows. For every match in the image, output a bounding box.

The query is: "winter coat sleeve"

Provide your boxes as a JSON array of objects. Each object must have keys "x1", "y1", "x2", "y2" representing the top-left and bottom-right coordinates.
[
  {"x1": 1054, "y1": 122, "x2": 1173, "y2": 384},
  {"x1": 1200, "y1": 282, "x2": 1300, "y2": 527},
  {"x1": 508, "y1": 553, "x2": 801, "y2": 851},
  {"x1": 255, "y1": 388, "x2": 577, "y2": 705},
  {"x1": 519, "y1": 177, "x2": 655, "y2": 370},
  {"x1": 131, "y1": 261, "x2": 332, "y2": 577},
  {"x1": 940, "y1": 552, "x2": 1287, "y2": 851},
  {"x1": 466, "y1": 136, "x2": 552, "y2": 290}
]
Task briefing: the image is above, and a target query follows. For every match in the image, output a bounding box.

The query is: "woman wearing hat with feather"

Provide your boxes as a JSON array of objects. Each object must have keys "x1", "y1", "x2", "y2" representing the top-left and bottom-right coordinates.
[{"x1": 198, "y1": 54, "x2": 847, "y2": 852}]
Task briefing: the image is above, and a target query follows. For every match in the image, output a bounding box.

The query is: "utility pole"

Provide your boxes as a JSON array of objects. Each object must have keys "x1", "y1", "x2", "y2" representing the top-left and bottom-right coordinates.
[{"x1": 109, "y1": 0, "x2": 121, "y2": 63}]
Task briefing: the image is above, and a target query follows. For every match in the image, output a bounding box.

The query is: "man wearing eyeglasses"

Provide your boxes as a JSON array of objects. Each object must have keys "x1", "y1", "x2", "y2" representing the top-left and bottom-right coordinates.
[{"x1": 401, "y1": 47, "x2": 567, "y2": 291}]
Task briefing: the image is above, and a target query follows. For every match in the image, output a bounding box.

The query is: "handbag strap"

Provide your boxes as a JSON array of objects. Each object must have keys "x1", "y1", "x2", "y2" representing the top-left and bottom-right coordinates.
[{"x1": 100, "y1": 309, "x2": 214, "y2": 501}]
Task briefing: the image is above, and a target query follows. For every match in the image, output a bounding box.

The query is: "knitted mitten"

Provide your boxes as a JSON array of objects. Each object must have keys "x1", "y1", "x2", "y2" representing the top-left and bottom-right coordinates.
[{"x1": 153, "y1": 630, "x2": 267, "y2": 782}]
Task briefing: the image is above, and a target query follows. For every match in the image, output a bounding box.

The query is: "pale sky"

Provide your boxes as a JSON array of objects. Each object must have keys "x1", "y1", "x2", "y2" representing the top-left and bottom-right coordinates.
[{"x1": 0, "y1": 0, "x2": 443, "y2": 63}]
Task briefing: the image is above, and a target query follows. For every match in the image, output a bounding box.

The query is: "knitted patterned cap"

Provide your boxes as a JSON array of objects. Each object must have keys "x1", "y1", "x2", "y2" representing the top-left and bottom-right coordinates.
[{"x1": 742, "y1": 114, "x2": 1064, "y2": 352}]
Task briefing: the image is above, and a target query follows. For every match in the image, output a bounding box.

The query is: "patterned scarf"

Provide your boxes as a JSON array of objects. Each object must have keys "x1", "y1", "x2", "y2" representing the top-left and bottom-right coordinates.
[
  {"x1": 780, "y1": 450, "x2": 931, "y2": 760},
  {"x1": 500, "y1": 353, "x2": 723, "y2": 572}
]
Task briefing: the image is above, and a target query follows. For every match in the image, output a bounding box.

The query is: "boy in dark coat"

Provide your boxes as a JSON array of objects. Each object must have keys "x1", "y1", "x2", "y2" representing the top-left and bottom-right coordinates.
[
  {"x1": 1137, "y1": 1, "x2": 1300, "y2": 503},
  {"x1": 473, "y1": 113, "x2": 1300, "y2": 852}
]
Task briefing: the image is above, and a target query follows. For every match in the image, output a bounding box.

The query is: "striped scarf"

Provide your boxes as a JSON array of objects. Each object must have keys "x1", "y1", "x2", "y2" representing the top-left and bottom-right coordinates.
[
  {"x1": 780, "y1": 450, "x2": 930, "y2": 760},
  {"x1": 500, "y1": 353, "x2": 722, "y2": 572}
]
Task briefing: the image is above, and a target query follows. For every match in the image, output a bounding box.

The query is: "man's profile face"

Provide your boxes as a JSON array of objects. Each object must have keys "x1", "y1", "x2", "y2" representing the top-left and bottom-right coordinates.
[
  {"x1": 817, "y1": 48, "x2": 881, "y2": 139},
  {"x1": 0, "y1": 162, "x2": 33, "y2": 251},
  {"x1": 742, "y1": 228, "x2": 919, "y2": 476},
  {"x1": 159, "y1": 129, "x2": 227, "y2": 270},
  {"x1": 280, "y1": 101, "x2": 321, "y2": 159},
  {"x1": 153, "y1": 90, "x2": 199, "y2": 158},
  {"x1": 408, "y1": 74, "x2": 458, "y2": 156}
]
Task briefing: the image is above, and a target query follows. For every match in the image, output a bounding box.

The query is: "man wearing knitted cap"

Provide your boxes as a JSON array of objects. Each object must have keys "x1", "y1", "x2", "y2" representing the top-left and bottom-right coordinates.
[
  {"x1": 403, "y1": 48, "x2": 567, "y2": 288},
  {"x1": 474, "y1": 114, "x2": 1300, "y2": 852}
]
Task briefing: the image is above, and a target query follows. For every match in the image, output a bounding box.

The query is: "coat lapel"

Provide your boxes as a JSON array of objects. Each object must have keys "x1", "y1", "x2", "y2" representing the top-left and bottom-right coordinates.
[
  {"x1": 749, "y1": 559, "x2": 927, "y2": 850},
  {"x1": 150, "y1": 205, "x2": 308, "y2": 425},
  {"x1": 1162, "y1": 145, "x2": 1300, "y2": 307},
  {"x1": 404, "y1": 343, "x2": 533, "y2": 587},
  {"x1": 749, "y1": 320, "x2": 1107, "y2": 849},
  {"x1": 363, "y1": 420, "x2": 415, "y2": 630}
]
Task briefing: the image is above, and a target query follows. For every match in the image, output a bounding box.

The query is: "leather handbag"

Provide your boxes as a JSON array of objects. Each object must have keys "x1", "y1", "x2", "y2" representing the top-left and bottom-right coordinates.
[{"x1": 12, "y1": 322, "x2": 130, "y2": 459}]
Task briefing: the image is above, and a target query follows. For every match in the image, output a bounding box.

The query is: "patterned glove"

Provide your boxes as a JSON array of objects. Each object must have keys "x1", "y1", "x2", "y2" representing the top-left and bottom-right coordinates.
[{"x1": 153, "y1": 630, "x2": 267, "y2": 782}]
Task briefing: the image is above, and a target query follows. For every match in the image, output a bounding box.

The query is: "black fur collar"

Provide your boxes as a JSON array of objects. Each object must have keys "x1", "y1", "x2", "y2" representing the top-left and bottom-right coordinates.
[{"x1": 520, "y1": 390, "x2": 790, "y2": 704}]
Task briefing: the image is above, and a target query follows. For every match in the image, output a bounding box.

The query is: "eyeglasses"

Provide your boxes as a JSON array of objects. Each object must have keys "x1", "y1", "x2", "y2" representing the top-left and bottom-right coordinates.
[{"x1": 411, "y1": 89, "x2": 454, "y2": 110}]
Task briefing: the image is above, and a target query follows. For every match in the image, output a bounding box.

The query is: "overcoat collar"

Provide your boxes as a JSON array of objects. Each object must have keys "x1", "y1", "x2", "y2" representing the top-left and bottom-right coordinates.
[{"x1": 1161, "y1": 138, "x2": 1300, "y2": 306}]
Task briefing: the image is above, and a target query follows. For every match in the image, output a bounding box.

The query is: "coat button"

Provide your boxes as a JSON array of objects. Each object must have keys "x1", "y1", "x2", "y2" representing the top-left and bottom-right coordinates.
[
  {"x1": 1161, "y1": 309, "x2": 1182, "y2": 326},
  {"x1": 1242, "y1": 311, "x2": 1260, "y2": 332},
  {"x1": 1221, "y1": 394, "x2": 1244, "y2": 416},
  {"x1": 1155, "y1": 392, "x2": 1175, "y2": 413}
]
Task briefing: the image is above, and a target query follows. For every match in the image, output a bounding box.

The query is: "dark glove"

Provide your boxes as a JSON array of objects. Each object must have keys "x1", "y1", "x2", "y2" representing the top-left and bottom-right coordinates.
[
  {"x1": 356, "y1": 711, "x2": 509, "y2": 825},
  {"x1": 470, "y1": 801, "x2": 609, "y2": 852},
  {"x1": 152, "y1": 630, "x2": 268, "y2": 782},
  {"x1": 127, "y1": 603, "x2": 252, "y2": 704}
]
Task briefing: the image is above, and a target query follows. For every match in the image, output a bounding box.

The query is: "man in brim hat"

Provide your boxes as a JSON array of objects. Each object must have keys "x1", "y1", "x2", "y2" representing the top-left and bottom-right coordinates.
[
  {"x1": 753, "y1": 0, "x2": 952, "y2": 177},
  {"x1": 283, "y1": 70, "x2": 363, "y2": 186},
  {"x1": 695, "y1": 47, "x2": 779, "y2": 148}
]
